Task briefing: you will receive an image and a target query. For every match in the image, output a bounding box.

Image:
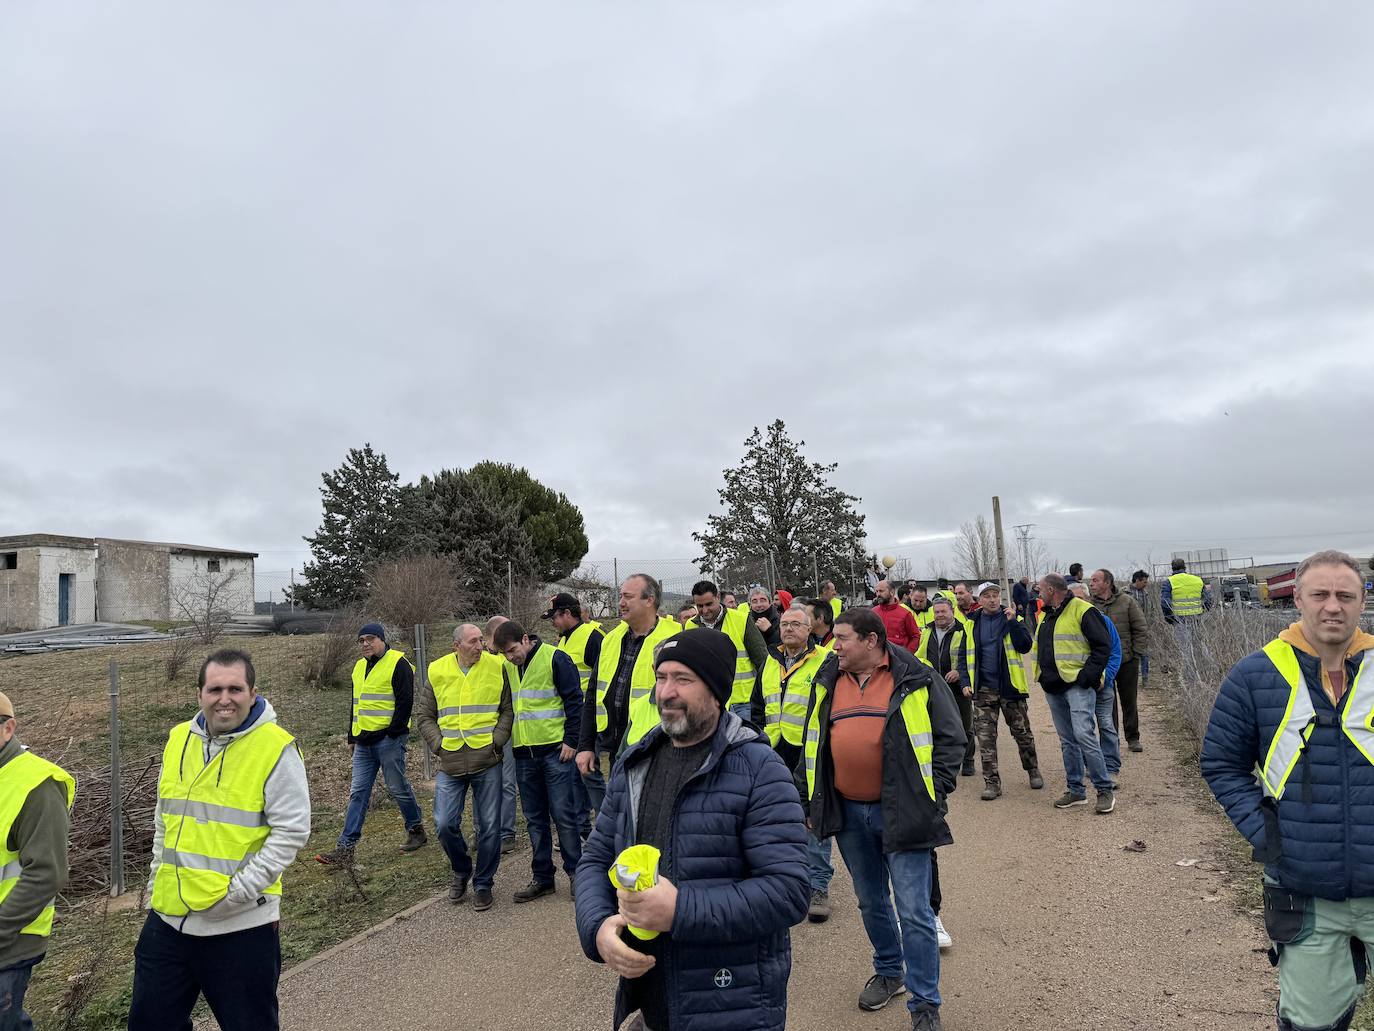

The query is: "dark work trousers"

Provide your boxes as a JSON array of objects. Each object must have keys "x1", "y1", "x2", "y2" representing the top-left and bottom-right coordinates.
[
  {"x1": 128, "y1": 912, "x2": 281, "y2": 1031},
  {"x1": 936, "y1": 675, "x2": 976, "y2": 766},
  {"x1": 1115, "y1": 658, "x2": 1141, "y2": 745}
]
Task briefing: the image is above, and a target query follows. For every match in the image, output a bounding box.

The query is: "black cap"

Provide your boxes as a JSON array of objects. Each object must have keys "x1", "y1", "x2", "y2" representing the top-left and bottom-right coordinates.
[
  {"x1": 653, "y1": 628, "x2": 735, "y2": 709},
  {"x1": 541, "y1": 592, "x2": 580, "y2": 620}
]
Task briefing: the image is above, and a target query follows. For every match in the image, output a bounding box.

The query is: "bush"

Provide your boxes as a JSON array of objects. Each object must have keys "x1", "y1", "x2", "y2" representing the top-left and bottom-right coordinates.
[
  {"x1": 368, "y1": 553, "x2": 467, "y2": 631},
  {"x1": 304, "y1": 607, "x2": 365, "y2": 689}
]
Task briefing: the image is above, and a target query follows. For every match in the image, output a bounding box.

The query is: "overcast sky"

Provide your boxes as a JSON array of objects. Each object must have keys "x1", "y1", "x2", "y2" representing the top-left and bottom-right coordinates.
[{"x1": 4, "y1": 2, "x2": 1372, "y2": 597}]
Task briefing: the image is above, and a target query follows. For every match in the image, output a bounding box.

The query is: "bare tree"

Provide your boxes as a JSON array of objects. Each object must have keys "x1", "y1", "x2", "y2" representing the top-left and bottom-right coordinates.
[
  {"x1": 1012, "y1": 535, "x2": 1051, "y2": 580},
  {"x1": 924, "y1": 557, "x2": 950, "y2": 580},
  {"x1": 951, "y1": 516, "x2": 998, "y2": 579},
  {"x1": 889, "y1": 557, "x2": 913, "y2": 582},
  {"x1": 305, "y1": 605, "x2": 366, "y2": 689},
  {"x1": 558, "y1": 565, "x2": 616, "y2": 621},
  {"x1": 367, "y1": 553, "x2": 467, "y2": 631},
  {"x1": 171, "y1": 569, "x2": 241, "y2": 645}
]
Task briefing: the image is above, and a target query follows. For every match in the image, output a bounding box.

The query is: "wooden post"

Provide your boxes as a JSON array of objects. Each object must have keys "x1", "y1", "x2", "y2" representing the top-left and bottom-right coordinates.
[{"x1": 992, "y1": 496, "x2": 1011, "y2": 605}]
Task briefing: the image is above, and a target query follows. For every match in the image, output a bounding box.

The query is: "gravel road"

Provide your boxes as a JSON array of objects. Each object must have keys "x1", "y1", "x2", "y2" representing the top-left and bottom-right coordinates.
[{"x1": 260, "y1": 691, "x2": 1274, "y2": 1030}]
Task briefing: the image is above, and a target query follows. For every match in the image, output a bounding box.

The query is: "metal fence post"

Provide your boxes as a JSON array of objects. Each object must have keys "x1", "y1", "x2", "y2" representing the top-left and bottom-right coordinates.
[
  {"x1": 507, "y1": 561, "x2": 514, "y2": 616},
  {"x1": 108, "y1": 659, "x2": 125, "y2": 897},
  {"x1": 415, "y1": 624, "x2": 433, "y2": 780}
]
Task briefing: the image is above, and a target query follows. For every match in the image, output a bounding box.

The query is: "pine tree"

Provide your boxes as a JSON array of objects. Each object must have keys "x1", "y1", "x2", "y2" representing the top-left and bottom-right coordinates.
[
  {"x1": 291, "y1": 444, "x2": 404, "y2": 609},
  {"x1": 693, "y1": 420, "x2": 866, "y2": 591}
]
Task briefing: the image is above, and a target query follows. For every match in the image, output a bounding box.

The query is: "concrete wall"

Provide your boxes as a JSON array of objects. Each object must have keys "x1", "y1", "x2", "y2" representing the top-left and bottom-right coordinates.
[
  {"x1": 95, "y1": 539, "x2": 170, "y2": 622},
  {"x1": 0, "y1": 544, "x2": 98, "y2": 630},
  {"x1": 167, "y1": 553, "x2": 255, "y2": 619}
]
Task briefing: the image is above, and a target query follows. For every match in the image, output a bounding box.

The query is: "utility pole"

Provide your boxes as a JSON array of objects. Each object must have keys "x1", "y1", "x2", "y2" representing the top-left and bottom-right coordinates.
[
  {"x1": 1012, "y1": 524, "x2": 1034, "y2": 580},
  {"x1": 992, "y1": 496, "x2": 1010, "y2": 602}
]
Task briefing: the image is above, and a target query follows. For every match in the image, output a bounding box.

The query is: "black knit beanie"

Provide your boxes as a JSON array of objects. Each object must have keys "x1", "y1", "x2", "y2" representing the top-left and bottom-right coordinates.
[{"x1": 653, "y1": 628, "x2": 735, "y2": 709}]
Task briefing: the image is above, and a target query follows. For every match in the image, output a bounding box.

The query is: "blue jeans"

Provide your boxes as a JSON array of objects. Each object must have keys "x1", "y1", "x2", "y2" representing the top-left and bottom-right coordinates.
[
  {"x1": 1096, "y1": 680, "x2": 1120, "y2": 776},
  {"x1": 833, "y1": 799, "x2": 941, "y2": 1013},
  {"x1": 501, "y1": 740, "x2": 517, "y2": 840},
  {"x1": 1139, "y1": 652, "x2": 1150, "y2": 686},
  {"x1": 434, "y1": 764, "x2": 504, "y2": 891},
  {"x1": 581, "y1": 733, "x2": 610, "y2": 823},
  {"x1": 515, "y1": 749, "x2": 584, "y2": 883},
  {"x1": 338, "y1": 734, "x2": 423, "y2": 847},
  {"x1": 0, "y1": 958, "x2": 37, "y2": 1031},
  {"x1": 1044, "y1": 687, "x2": 1114, "y2": 795},
  {"x1": 808, "y1": 834, "x2": 834, "y2": 893}
]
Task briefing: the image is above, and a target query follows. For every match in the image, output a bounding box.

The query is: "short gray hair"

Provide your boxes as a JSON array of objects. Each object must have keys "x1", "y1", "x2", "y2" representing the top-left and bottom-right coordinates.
[
  {"x1": 931, "y1": 597, "x2": 954, "y2": 611},
  {"x1": 626, "y1": 573, "x2": 663, "y2": 607},
  {"x1": 1296, "y1": 550, "x2": 1365, "y2": 593}
]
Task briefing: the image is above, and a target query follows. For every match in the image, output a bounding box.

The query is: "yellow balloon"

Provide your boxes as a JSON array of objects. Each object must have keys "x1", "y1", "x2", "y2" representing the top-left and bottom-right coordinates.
[{"x1": 881, "y1": 555, "x2": 896, "y2": 569}]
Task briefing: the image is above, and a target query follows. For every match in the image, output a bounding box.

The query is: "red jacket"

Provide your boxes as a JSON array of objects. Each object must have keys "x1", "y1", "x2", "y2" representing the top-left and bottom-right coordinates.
[{"x1": 874, "y1": 602, "x2": 921, "y2": 651}]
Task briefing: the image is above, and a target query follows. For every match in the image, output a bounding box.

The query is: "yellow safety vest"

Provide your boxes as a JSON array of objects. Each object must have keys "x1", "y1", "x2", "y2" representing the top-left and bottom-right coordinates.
[
  {"x1": 1170, "y1": 573, "x2": 1206, "y2": 618},
  {"x1": 915, "y1": 622, "x2": 973, "y2": 687},
  {"x1": 912, "y1": 606, "x2": 934, "y2": 629},
  {"x1": 1258, "y1": 640, "x2": 1374, "y2": 799},
  {"x1": 684, "y1": 607, "x2": 756, "y2": 706},
  {"x1": 760, "y1": 646, "x2": 829, "y2": 747},
  {"x1": 803, "y1": 680, "x2": 936, "y2": 802},
  {"x1": 350, "y1": 648, "x2": 406, "y2": 736},
  {"x1": 558, "y1": 621, "x2": 603, "y2": 692},
  {"x1": 151, "y1": 719, "x2": 294, "y2": 917},
  {"x1": 511, "y1": 643, "x2": 566, "y2": 748},
  {"x1": 594, "y1": 617, "x2": 681, "y2": 744},
  {"x1": 0, "y1": 750, "x2": 75, "y2": 937},
  {"x1": 428, "y1": 651, "x2": 506, "y2": 751},
  {"x1": 829, "y1": 597, "x2": 842, "y2": 620},
  {"x1": 1033, "y1": 598, "x2": 1094, "y2": 685}
]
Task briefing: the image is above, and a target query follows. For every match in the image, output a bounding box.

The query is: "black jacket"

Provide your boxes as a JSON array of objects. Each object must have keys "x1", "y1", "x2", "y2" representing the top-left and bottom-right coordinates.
[
  {"x1": 797, "y1": 646, "x2": 965, "y2": 851},
  {"x1": 1035, "y1": 599, "x2": 1114, "y2": 694},
  {"x1": 966, "y1": 609, "x2": 1034, "y2": 700}
]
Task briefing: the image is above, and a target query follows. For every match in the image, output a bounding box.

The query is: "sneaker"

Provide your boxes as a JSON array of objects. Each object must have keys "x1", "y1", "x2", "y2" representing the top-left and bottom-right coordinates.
[
  {"x1": 960, "y1": 760, "x2": 976, "y2": 777},
  {"x1": 1028, "y1": 769, "x2": 1045, "y2": 790},
  {"x1": 472, "y1": 888, "x2": 494, "y2": 911},
  {"x1": 1053, "y1": 791, "x2": 1088, "y2": 809},
  {"x1": 935, "y1": 915, "x2": 952, "y2": 950},
  {"x1": 513, "y1": 880, "x2": 556, "y2": 904},
  {"x1": 1095, "y1": 790, "x2": 1116, "y2": 815},
  {"x1": 500, "y1": 836, "x2": 517, "y2": 855},
  {"x1": 1129, "y1": 740, "x2": 1143, "y2": 753},
  {"x1": 911, "y1": 1007, "x2": 944, "y2": 1031},
  {"x1": 980, "y1": 782, "x2": 1001, "y2": 801},
  {"x1": 448, "y1": 874, "x2": 469, "y2": 904},
  {"x1": 807, "y1": 890, "x2": 831, "y2": 923},
  {"x1": 400, "y1": 826, "x2": 428, "y2": 853},
  {"x1": 858, "y1": 973, "x2": 907, "y2": 1011},
  {"x1": 314, "y1": 845, "x2": 355, "y2": 870}
]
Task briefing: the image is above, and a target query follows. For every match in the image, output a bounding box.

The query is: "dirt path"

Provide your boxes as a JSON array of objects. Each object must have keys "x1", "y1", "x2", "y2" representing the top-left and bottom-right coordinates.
[{"x1": 257, "y1": 691, "x2": 1273, "y2": 1030}]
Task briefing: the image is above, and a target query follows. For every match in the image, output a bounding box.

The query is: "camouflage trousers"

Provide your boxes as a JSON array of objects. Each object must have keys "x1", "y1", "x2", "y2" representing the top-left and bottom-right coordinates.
[{"x1": 974, "y1": 688, "x2": 1040, "y2": 785}]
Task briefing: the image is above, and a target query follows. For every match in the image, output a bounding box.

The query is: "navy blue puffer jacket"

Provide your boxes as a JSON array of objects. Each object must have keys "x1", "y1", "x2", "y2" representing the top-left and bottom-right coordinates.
[
  {"x1": 574, "y1": 711, "x2": 809, "y2": 1031},
  {"x1": 1201, "y1": 630, "x2": 1374, "y2": 900}
]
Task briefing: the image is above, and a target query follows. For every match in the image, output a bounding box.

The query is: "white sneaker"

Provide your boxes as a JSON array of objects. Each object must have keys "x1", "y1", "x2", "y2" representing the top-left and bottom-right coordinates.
[{"x1": 935, "y1": 916, "x2": 952, "y2": 950}]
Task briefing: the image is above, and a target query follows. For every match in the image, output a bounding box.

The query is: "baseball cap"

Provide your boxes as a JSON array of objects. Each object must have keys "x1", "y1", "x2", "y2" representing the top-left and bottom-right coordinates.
[
  {"x1": 541, "y1": 592, "x2": 580, "y2": 620},
  {"x1": 975, "y1": 581, "x2": 1001, "y2": 597}
]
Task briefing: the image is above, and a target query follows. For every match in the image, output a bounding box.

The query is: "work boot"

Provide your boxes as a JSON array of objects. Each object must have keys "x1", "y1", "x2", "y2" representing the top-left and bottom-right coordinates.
[
  {"x1": 1028, "y1": 768, "x2": 1045, "y2": 790},
  {"x1": 400, "y1": 825, "x2": 428, "y2": 853},
  {"x1": 960, "y1": 759, "x2": 976, "y2": 777},
  {"x1": 1095, "y1": 789, "x2": 1116, "y2": 815},
  {"x1": 513, "y1": 880, "x2": 556, "y2": 904},
  {"x1": 472, "y1": 888, "x2": 494, "y2": 912},
  {"x1": 448, "y1": 873, "x2": 469, "y2": 904},
  {"x1": 808, "y1": 890, "x2": 831, "y2": 923},
  {"x1": 911, "y1": 1006, "x2": 944, "y2": 1031},
  {"x1": 314, "y1": 845, "x2": 355, "y2": 870},
  {"x1": 1053, "y1": 791, "x2": 1088, "y2": 809},
  {"x1": 980, "y1": 781, "x2": 1001, "y2": 801},
  {"x1": 858, "y1": 973, "x2": 907, "y2": 1011},
  {"x1": 1129, "y1": 739, "x2": 1143, "y2": 753},
  {"x1": 935, "y1": 915, "x2": 952, "y2": 950},
  {"x1": 500, "y1": 835, "x2": 517, "y2": 855}
]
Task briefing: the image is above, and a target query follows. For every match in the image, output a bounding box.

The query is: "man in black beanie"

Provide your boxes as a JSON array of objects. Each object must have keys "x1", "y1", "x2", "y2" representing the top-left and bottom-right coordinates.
[{"x1": 575, "y1": 628, "x2": 809, "y2": 1031}]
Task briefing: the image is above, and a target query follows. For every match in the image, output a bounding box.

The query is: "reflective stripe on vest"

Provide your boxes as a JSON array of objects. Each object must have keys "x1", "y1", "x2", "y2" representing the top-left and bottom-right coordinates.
[
  {"x1": 803, "y1": 681, "x2": 936, "y2": 802},
  {"x1": 0, "y1": 750, "x2": 76, "y2": 937},
  {"x1": 761, "y1": 646, "x2": 828, "y2": 748},
  {"x1": 512, "y1": 643, "x2": 565, "y2": 747},
  {"x1": 1170, "y1": 573, "x2": 1205, "y2": 618},
  {"x1": 428, "y1": 651, "x2": 506, "y2": 751},
  {"x1": 151, "y1": 720, "x2": 294, "y2": 917},
  {"x1": 558, "y1": 621, "x2": 602, "y2": 686},
  {"x1": 1032, "y1": 599, "x2": 1093, "y2": 685},
  {"x1": 615, "y1": 618, "x2": 688, "y2": 746},
  {"x1": 351, "y1": 648, "x2": 405, "y2": 736},
  {"x1": 684, "y1": 607, "x2": 756, "y2": 706}
]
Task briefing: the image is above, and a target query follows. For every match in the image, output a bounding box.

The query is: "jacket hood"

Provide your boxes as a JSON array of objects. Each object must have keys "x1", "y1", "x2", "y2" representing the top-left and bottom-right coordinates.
[
  {"x1": 191, "y1": 696, "x2": 276, "y2": 742},
  {"x1": 1278, "y1": 622, "x2": 1374, "y2": 661}
]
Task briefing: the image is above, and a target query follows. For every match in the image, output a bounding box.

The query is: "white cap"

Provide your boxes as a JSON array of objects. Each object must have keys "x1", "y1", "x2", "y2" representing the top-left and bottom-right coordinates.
[{"x1": 975, "y1": 581, "x2": 1001, "y2": 597}]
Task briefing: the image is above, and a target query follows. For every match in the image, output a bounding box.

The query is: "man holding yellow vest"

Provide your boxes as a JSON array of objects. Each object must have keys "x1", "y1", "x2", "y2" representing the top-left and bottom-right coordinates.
[
  {"x1": 316, "y1": 623, "x2": 425, "y2": 867},
  {"x1": 492, "y1": 620, "x2": 584, "y2": 903},
  {"x1": 129, "y1": 649, "x2": 311, "y2": 1031},
  {"x1": 686, "y1": 579, "x2": 768, "y2": 721},
  {"x1": 0, "y1": 691, "x2": 73, "y2": 1031},
  {"x1": 1203, "y1": 551, "x2": 1374, "y2": 1031},
  {"x1": 416, "y1": 623, "x2": 514, "y2": 913},
  {"x1": 797, "y1": 609, "x2": 965, "y2": 1028}
]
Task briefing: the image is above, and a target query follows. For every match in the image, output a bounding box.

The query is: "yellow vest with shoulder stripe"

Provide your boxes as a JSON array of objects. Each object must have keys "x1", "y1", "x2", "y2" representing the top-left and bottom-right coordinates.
[
  {"x1": 558, "y1": 621, "x2": 602, "y2": 691},
  {"x1": 152, "y1": 719, "x2": 294, "y2": 917},
  {"x1": 1258, "y1": 640, "x2": 1374, "y2": 799},
  {"x1": 0, "y1": 750, "x2": 75, "y2": 937},
  {"x1": 428, "y1": 651, "x2": 506, "y2": 751},
  {"x1": 684, "y1": 606, "x2": 756, "y2": 706},
  {"x1": 1032, "y1": 598, "x2": 1094, "y2": 686},
  {"x1": 802, "y1": 679, "x2": 935, "y2": 802},
  {"x1": 511, "y1": 642, "x2": 565, "y2": 747},
  {"x1": 915, "y1": 621, "x2": 975, "y2": 687},
  {"x1": 1169, "y1": 572, "x2": 1206, "y2": 618},
  {"x1": 595, "y1": 617, "x2": 681, "y2": 744},
  {"x1": 760, "y1": 645, "x2": 829, "y2": 747},
  {"x1": 351, "y1": 647, "x2": 406, "y2": 736},
  {"x1": 829, "y1": 597, "x2": 842, "y2": 619}
]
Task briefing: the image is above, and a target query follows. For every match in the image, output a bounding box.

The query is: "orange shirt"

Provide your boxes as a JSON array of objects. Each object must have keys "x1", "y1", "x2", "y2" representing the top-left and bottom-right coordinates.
[{"x1": 829, "y1": 663, "x2": 894, "y2": 803}]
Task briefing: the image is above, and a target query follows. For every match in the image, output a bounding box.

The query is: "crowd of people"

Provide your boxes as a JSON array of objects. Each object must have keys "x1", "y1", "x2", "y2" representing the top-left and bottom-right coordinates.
[{"x1": 4, "y1": 546, "x2": 1358, "y2": 1031}]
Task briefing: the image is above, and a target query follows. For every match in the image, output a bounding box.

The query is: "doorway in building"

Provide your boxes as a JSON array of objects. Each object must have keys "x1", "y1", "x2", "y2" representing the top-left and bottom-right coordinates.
[{"x1": 58, "y1": 573, "x2": 74, "y2": 626}]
